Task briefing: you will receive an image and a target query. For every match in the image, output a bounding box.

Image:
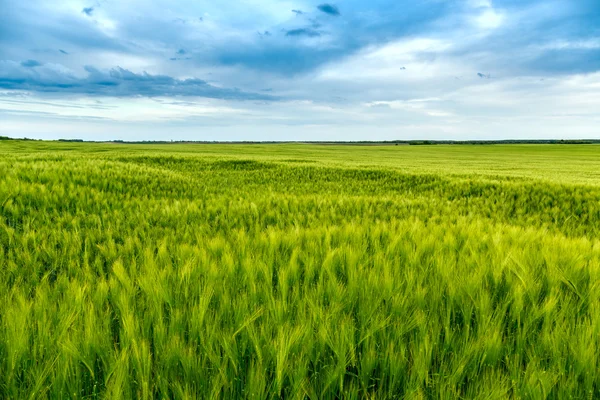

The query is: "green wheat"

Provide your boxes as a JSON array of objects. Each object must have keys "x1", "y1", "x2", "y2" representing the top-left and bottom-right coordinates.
[{"x1": 1, "y1": 141, "x2": 600, "y2": 398}]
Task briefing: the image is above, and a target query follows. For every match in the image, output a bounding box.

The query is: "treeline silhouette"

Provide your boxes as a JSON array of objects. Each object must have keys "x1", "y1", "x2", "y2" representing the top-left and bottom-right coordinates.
[{"x1": 1, "y1": 136, "x2": 599, "y2": 145}]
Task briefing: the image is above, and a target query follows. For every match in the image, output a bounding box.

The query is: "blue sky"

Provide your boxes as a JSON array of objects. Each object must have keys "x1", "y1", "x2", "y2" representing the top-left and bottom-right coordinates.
[{"x1": 1, "y1": 0, "x2": 599, "y2": 141}]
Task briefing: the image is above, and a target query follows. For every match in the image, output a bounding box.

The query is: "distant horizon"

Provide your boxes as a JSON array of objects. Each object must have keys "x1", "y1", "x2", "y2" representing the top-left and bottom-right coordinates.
[
  {"x1": 3, "y1": 135, "x2": 600, "y2": 145},
  {"x1": 1, "y1": 0, "x2": 599, "y2": 141}
]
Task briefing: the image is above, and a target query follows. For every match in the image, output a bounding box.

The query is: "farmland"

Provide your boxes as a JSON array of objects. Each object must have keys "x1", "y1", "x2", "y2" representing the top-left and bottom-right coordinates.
[{"x1": 1, "y1": 141, "x2": 600, "y2": 398}]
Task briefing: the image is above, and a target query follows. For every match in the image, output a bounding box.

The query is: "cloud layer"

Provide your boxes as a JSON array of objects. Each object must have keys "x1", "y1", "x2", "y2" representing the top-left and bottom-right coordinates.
[
  {"x1": 0, "y1": 0, "x2": 599, "y2": 140},
  {"x1": 0, "y1": 62, "x2": 275, "y2": 100}
]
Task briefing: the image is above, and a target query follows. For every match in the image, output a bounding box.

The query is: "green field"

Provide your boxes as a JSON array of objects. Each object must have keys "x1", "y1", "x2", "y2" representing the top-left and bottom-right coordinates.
[{"x1": 1, "y1": 141, "x2": 600, "y2": 399}]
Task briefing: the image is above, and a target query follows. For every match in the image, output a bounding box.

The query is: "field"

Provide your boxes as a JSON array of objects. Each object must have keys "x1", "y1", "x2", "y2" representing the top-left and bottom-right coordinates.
[{"x1": 1, "y1": 141, "x2": 600, "y2": 399}]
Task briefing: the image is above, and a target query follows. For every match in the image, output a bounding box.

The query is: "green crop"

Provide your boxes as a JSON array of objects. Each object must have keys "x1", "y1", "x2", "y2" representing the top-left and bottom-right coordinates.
[{"x1": 1, "y1": 141, "x2": 600, "y2": 398}]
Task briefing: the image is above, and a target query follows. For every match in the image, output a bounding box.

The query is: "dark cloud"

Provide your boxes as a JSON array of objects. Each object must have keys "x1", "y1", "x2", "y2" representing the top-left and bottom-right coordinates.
[
  {"x1": 286, "y1": 28, "x2": 321, "y2": 38},
  {"x1": 317, "y1": 4, "x2": 340, "y2": 16},
  {"x1": 477, "y1": 73, "x2": 491, "y2": 79},
  {"x1": 21, "y1": 60, "x2": 42, "y2": 68},
  {"x1": 177, "y1": 49, "x2": 187, "y2": 55},
  {"x1": 59, "y1": 49, "x2": 69, "y2": 55},
  {"x1": 215, "y1": 1, "x2": 453, "y2": 75},
  {"x1": 292, "y1": 10, "x2": 304, "y2": 15},
  {"x1": 0, "y1": 62, "x2": 278, "y2": 101},
  {"x1": 82, "y1": 7, "x2": 94, "y2": 16},
  {"x1": 217, "y1": 41, "x2": 357, "y2": 75}
]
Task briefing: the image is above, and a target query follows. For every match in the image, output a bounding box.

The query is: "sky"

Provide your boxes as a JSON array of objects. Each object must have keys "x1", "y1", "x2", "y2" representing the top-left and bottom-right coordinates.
[{"x1": 1, "y1": 0, "x2": 599, "y2": 141}]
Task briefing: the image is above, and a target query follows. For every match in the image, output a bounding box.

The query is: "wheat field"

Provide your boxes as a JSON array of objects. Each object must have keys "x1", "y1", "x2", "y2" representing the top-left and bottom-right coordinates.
[{"x1": 1, "y1": 141, "x2": 600, "y2": 399}]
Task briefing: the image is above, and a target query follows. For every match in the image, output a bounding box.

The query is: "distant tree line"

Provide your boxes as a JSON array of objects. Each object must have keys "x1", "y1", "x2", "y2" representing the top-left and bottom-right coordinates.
[
  {"x1": 0, "y1": 136, "x2": 38, "y2": 141},
  {"x1": 105, "y1": 139, "x2": 600, "y2": 145},
  {"x1": 1, "y1": 136, "x2": 599, "y2": 145}
]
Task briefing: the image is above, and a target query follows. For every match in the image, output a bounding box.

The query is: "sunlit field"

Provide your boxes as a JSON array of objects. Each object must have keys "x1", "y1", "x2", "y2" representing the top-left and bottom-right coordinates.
[{"x1": 1, "y1": 141, "x2": 600, "y2": 399}]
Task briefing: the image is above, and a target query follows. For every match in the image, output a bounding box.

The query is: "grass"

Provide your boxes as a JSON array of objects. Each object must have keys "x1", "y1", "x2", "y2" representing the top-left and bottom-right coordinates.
[{"x1": 1, "y1": 141, "x2": 600, "y2": 398}]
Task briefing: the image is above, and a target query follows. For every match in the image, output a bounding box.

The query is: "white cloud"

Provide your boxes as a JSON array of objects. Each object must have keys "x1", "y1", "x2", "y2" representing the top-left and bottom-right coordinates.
[
  {"x1": 473, "y1": 9, "x2": 505, "y2": 29},
  {"x1": 538, "y1": 39, "x2": 600, "y2": 50},
  {"x1": 467, "y1": 0, "x2": 493, "y2": 9},
  {"x1": 317, "y1": 38, "x2": 457, "y2": 83}
]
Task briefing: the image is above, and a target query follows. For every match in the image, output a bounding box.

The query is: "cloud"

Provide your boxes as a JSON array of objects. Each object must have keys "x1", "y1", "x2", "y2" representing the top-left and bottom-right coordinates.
[
  {"x1": 317, "y1": 4, "x2": 341, "y2": 16},
  {"x1": 58, "y1": 49, "x2": 69, "y2": 55},
  {"x1": 527, "y1": 48, "x2": 600, "y2": 74},
  {"x1": 2, "y1": 0, "x2": 600, "y2": 142},
  {"x1": 0, "y1": 61, "x2": 277, "y2": 101},
  {"x1": 286, "y1": 28, "x2": 321, "y2": 38},
  {"x1": 210, "y1": 1, "x2": 454, "y2": 75},
  {"x1": 21, "y1": 60, "x2": 42, "y2": 68},
  {"x1": 0, "y1": 108, "x2": 109, "y2": 121},
  {"x1": 0, "y1": 96, "x2": 116, "y2": 110},
  {"x1": 3, "y1": 0, "x2": 600, "y2": 81},
  {"x1": 473, "y1": 9, "x2": 504, "y2": 29},
  {"x1": 217, "y1": 45, "x2": 350, "y2": 75},
  {"x1": 82, "y1": 7, "x2": 94, "y2": 16},
  {"x1": 176, "y1": 49, "x2": 187, "y2": 55},
  {"x1": 2, "y1": 3, "x2": 125, "y2": 54}
]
